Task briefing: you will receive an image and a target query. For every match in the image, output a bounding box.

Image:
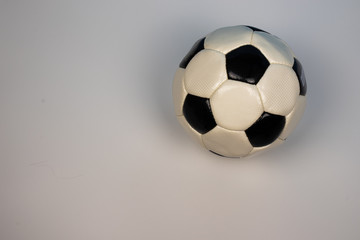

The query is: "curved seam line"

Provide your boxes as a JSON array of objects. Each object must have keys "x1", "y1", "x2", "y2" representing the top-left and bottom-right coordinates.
[
  {"x1": 204, "y1": 41, "x2": 253, "y2": 55},
  {"x1": 201, "y1": 48, "x2": 226, "y2": 56},
  {"x1": 206, "y1": 79, "x2": 227, "y2": 128},
  {"x1": 270, "y1": 61, "x2": 293, "y2": 67},
  {"x1": 250, "y1": 33, "x2": 295, "y2": 66},
  {"x1": 180, "y1": 72, "x2": 189, "y2": 115},
  {"x1": 208, "y1": 78, "x2": 228, "y2": 100},
  {"x1": 278, "y1": 95, "x2": 306, "y2": 139},
  {"x1": 241, "y1": 144, "x2": 254, "y2": 158},
  {"x1": 215, "y1": 125, "x2": 247, "y2": 133},
  {"x1": 255, "y1": 85, "x2": 265, "y2": 111}
]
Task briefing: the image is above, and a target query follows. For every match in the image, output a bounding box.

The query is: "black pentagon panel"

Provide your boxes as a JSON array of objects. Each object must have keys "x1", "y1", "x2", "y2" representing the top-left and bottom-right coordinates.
[
  {"x1": 183, "y1": 94, "x2": 216, "y2": 134},
  {"x1": 245, "y1": 25, "x2": 269, "y2": 34},
  {"x1": 245, "y1": 112, "x2": 285, "y2": 147},
  {"x1": 226, "y1": 45, "x2": 269, "y2": 84},
  {"x1": 179, "y1": 37, "x2": 205, "y2": 69},
  {"x1": 293, "y1": 58, "x2": 307, "y2": 96}
]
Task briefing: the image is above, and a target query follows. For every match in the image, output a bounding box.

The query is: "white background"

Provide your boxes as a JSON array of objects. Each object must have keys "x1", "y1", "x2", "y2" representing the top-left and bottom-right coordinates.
[{"x1": 1, "y1": 0, "x2": 360, "y2": 239}]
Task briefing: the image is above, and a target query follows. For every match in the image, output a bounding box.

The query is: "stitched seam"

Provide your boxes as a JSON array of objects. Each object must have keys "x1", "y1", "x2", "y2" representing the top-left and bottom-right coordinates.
[
  {"x1": 250, "y1": 30, "x2": 254, "y2": 44},
  {"x1": 270, "y1": 61, "x2": 293, "y2": 67},
  {"x1": 255, "y1": 84, "x2": 265, "y2": 111},
  {"x1": 277, "y1": 95, "x2": 306, "y2": 140},
  {"x1": 202, "y1": 48, "x2": 227, "y2": 56},
  {"x1": 208, "y1": 79, "x2": 228, "y2": 100},
  {"x1": 250, "y1": 32, "x2": 294, "y2": 67}
]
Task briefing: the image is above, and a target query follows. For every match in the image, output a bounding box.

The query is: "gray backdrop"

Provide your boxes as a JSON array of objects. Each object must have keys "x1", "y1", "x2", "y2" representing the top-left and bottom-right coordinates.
[{"x1": 1, "y1": 0, "x2": 359, "y2": 239}]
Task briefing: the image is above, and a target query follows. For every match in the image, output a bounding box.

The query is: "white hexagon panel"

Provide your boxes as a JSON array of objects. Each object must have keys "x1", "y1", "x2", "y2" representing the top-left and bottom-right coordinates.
[
  {"x1": 173, "y1": 25, "x2": 307, "y2": 158},
  {"x1": 257, "y1": 64, "x2": 300, "y2": 116},
  {"x1": 210, "y1": 80, "x2": 263, "y2": 131},
  {"x1": 202, "y1": 126, "x2": 253, "y2": 157}
]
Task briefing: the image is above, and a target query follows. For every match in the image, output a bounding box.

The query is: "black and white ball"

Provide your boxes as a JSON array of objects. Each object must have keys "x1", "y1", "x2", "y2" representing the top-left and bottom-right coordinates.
[{"x1": 173, "y1": 25, "x2": 307, "y2": 157}]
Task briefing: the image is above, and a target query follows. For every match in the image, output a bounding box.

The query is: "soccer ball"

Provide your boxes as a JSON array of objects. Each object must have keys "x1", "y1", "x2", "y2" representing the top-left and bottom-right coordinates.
[{"x1": 173, "y1": 25, "x2": 307, "y2": 157}]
